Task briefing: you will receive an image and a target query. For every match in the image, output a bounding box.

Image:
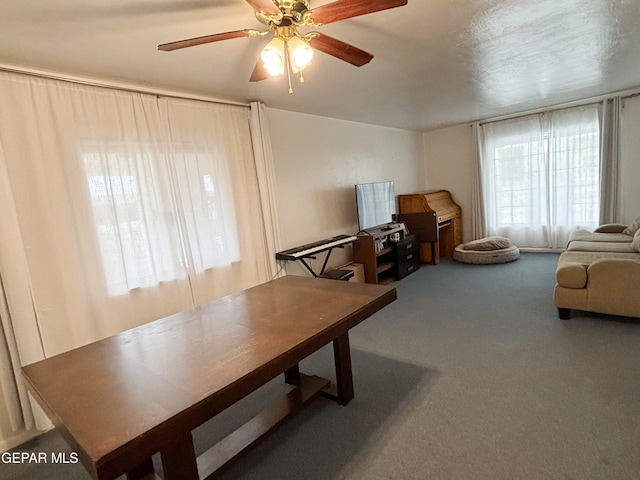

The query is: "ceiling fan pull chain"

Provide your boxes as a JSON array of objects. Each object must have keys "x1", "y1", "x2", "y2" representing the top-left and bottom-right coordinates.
[{"x1": 284, "y1": 38, "x2": 294, "y2": 94}]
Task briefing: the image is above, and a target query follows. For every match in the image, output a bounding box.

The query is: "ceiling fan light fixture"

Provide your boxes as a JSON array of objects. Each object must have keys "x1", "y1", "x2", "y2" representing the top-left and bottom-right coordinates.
[
  {"x1": 288, "y1": 35, "x2": 314, "y2": 71},
  {"x1": 160, "y1": 0, "x2": 410, "y2": 90},
  {"x1": 261, "y1": 37, "x2": 286, "y2": 76}
]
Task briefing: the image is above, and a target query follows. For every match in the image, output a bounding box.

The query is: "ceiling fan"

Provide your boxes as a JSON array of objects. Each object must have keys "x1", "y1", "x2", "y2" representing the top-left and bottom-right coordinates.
[{"x1": 158, "y1": 0, "x2": 409, "y2": 93}]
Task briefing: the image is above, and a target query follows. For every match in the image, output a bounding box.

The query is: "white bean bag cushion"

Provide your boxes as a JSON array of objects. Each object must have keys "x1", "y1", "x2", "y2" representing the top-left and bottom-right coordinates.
[{"x1": 453, "y1": 236, "x2": 520, "y2": 264}]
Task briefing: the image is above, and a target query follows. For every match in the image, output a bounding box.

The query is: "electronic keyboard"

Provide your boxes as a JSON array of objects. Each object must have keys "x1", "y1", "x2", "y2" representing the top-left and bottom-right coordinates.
[{"x1": 276, "y1": 234, "x2": 357, "y2": 261}]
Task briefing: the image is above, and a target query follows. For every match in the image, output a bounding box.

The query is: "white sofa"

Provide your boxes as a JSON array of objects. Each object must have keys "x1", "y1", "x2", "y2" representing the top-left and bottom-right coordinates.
[{"x1": 554, "y1": 219, "x2": 640, "y2": 319}]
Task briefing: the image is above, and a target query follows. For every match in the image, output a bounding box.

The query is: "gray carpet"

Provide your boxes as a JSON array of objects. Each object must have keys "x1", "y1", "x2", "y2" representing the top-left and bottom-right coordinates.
[{"x1": 3, "y1": 253, "x2": 640, "y2": 479}]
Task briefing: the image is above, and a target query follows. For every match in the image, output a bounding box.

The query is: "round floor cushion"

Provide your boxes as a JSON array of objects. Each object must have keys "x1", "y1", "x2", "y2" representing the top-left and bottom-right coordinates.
[{"x1": 453, "y1": 236, "x2": 520, "y2": 264}]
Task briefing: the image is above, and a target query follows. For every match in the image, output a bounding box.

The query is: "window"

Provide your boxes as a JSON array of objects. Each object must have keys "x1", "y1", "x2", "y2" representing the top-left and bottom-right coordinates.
[
  {"x1": 84, "y1": 149, "x2": 185, "y2": 295},
  {"x1": 480, "y1": 104, "x2": 601, "y2": 248},
  {"x1": 84, "y1": 143, "x2": 242, "y2": 295},
  {"x1": 170, "y1": 145, "x2": 240, "y2": 272},
  {"x1": 548, "y1": 120, "x2": 600, "y2": 226}
]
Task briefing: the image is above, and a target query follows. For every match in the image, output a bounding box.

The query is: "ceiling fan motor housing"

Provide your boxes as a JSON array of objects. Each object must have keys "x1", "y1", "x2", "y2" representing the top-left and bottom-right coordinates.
[
  {"x1": 255, "y1": 0, "x2": 311, "y2": 27},
  {"x1": 289, "y1": 0, "x2": 311, "y2": 22}
]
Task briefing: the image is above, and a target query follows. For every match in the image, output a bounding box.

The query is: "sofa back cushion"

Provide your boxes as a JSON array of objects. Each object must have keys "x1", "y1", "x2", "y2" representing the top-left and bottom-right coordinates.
[{"x1": 634, "y1": 229, "x2": 640, "y2": 253}]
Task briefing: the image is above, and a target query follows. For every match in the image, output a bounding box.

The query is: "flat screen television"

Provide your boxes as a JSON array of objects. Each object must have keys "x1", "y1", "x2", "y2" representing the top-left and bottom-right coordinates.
[{"x1": 355, "y1": 181, "x2": 396, "y2": 231}]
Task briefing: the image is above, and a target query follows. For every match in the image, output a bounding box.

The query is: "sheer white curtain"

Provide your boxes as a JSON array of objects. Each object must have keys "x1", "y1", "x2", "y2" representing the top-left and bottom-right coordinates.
[
  {"x1": 82, "y1": 147, "x2": 186, "y2": 296},
  {"x1": 478, "y1": 104, "x2": 601, "y2": 248},
  {"x1": 0, "y1": 71, "x2": 279, "y2": 446},
  {"x1": 548, "y1": 106, "x2": 601, "y2": 245},
  {"x1": 0, "y1": 75, "x2": 194, "y2": 355},
  {"x1": 160, "y1": 97, "x2": 275, "y2": 304}
]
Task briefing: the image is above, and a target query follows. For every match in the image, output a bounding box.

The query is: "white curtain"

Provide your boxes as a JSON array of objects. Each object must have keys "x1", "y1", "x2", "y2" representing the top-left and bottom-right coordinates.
[
  {"x1": 0, "y1": 273, "x2": 36, "y2": 435},
  {"x1": 160, "y1": 97, "x2": 277, "y2": 304},
  {"x1": 599, "y1": 97, "x2": 621, "y2": 224},
  {"x1": 0, "y1": 141, "x2": 50, "y2": 450},
  {"x1": 0, "y1": 71, "x2": 280, "y2": 447},
  {"x1": 471, "y1": 122, "x2": 487, "y2": 239},
  {"x1": 478, "y1": 104, "x2": 601, "y2": 248},
  {"x1": 249, "y1": 102, "x2": 283, "y2": 279}
]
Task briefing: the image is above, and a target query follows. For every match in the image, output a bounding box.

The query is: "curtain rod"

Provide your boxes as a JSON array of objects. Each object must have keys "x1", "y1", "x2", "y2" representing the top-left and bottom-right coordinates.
[
  {"x1": 476, "y1": 86, "x2": 640, "y2": 126},
  {"x1": 0, "y1": 64, "x2": 251, "y2": 108}
]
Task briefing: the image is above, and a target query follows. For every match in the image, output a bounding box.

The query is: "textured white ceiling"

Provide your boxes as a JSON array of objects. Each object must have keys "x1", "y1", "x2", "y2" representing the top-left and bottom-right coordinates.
[{"x1": 1, "y1": 0, "x2": 639, "y2": 131}]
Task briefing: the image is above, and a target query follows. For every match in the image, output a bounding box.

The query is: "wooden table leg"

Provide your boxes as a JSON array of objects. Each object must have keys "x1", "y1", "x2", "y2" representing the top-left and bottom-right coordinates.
[
  {"x1": 322, "y1": 333, "x2": 354, "y2": 406},
  {"x1": 160, "y1": 432, "x2": 199, "y2": 480},
  {"x1": 284, "y1": 363, "x2": 301, "y2": 385},
  {"x1": 125, "y1": 459, "x2": 154, "y2": 480}
]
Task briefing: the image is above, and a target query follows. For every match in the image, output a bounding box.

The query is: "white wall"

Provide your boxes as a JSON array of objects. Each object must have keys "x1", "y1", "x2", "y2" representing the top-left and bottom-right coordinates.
[
  {"x1": 423, "y1": 98, "x2": 640, "y2": 237},
  {"x1": 621, "y1": 95, "x2": 640, "y2": 223},
  {"x1": 423, "y1": 124, "x2": 475, "y2": 242},
  {"x1": 266, "y1": 108, "x2": 425, "y2": 275}
]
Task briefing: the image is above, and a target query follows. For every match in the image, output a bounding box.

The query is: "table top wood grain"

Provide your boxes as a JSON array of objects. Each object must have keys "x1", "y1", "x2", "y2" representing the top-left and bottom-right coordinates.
[{"x1": 22, "y1": 275, "x2": 396, "y2": 477}]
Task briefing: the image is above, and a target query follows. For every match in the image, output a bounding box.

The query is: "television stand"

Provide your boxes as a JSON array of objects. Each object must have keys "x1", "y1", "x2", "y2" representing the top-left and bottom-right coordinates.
[{"x1": 353, "y1": 226, "x2": 419, "y2": 284}]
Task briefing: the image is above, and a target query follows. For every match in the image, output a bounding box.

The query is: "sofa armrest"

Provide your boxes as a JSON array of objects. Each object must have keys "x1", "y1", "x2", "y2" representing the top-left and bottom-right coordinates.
[
  {"x1": 587, "y1": 257, "x2": 640, "y2": 284},
  {"x1": 556, "y1": 262, "x2": 587, "y2": 288},
  {"x1": 594, "y1": 223, "x2": 628, "y2": 233}
]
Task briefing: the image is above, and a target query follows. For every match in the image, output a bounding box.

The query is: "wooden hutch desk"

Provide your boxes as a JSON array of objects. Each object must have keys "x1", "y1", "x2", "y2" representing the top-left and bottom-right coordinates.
[{"x1": 398, "y1": 190, "x2": 462, "y2": 264}]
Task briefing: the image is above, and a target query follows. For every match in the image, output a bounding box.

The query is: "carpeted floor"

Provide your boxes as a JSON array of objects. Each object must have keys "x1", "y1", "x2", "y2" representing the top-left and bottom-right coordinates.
[{"x1": 3, "y1": 252, "x2": 640, "y2": 479}]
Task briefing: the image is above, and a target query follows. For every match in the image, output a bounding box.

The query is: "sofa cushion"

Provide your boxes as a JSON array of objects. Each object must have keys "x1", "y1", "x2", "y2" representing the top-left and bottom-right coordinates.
[
  {"x1": 558, "y1": 251, "x2": 640, "y2": 265},
  {"x1": 634, "y1": 229, "x2": 640, "y2": 253},
  {"x1": 463, "y1": 236, "x2": 512, "y2": 251},
  {"x1": 622, "y1": 216, "x2": 640, "y2": 236},
  {"x1": 566, "y1": 241, "x2": 637, "y2": 253},
  {"x1": 567, "y1": 230, "x2": 632, "y2": 244}
]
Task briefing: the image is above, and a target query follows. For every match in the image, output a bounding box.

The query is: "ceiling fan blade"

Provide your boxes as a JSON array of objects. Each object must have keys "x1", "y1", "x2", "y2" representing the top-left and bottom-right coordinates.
[
  {"x1": 158, "y1": 29, "x2": 253, "y2": 51},
  {"x1": 309, "y1": 0, "x2": 408, "y2": 25},
  {"x1": 250, "y1": 59, "x2": 269, "y2": 82},
  {"x1": 308, "y1": 33, "x2": 373, "y2": 67},
  {"x1": 245, "y1": 0, "x2": 281, "y2": 15}
]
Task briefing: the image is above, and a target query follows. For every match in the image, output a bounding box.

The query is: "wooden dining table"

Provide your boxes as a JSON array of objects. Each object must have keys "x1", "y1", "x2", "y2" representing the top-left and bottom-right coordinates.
[{"x1": 22, "y1": 275, "x2": 396, "y2": 480}]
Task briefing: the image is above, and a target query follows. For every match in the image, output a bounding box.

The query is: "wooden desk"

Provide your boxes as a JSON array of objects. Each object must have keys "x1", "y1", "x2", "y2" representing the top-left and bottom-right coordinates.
[
  {"x1": 398, "y1": 190, "x2": 462, "y2": 264},
  {"x1": 22, "y1": 276, "x2": 396, "y2": 480}
]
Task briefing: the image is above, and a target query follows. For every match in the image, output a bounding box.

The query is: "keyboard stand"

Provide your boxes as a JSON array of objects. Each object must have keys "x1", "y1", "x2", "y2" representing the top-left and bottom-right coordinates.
[{"x1": 293, "y1": 245, "x2": 344, "y2": 277}]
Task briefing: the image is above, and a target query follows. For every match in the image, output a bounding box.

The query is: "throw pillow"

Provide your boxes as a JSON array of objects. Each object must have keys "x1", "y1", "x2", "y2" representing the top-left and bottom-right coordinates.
[
  {"x1": 634, "y1": 229, "x2": 640, "y2": 253},
  {"x1": 464, "y1": 236, "x2": 512, "y2": 251},
  {"x1": 594, "y1": 223, "x2": 627, "y2": 233},
  {"x1": 622, "y1": 216, "x2": 640, "y2": 236}
]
